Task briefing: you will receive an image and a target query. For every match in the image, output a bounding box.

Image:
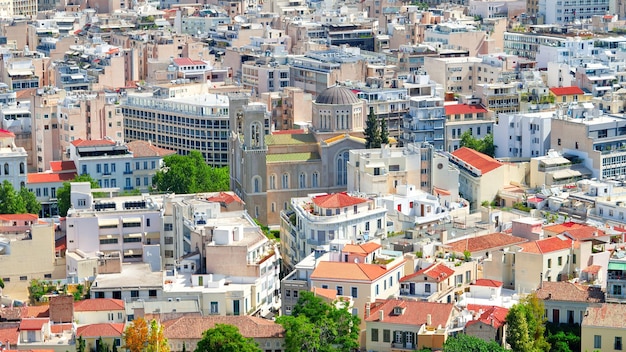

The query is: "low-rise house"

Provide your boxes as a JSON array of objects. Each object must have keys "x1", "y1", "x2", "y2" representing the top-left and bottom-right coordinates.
[
  {"x1": 535, "y1": 281, "x2": 604, "y2": 325},
  {"x1": 74, "y1": 299, "x2": 126, "y2": 325},
  {"x1": 400, "y1": 260, "x2": 477, "y2": 303},
  {"x1": 464, "y1": 305, "x2": 508, "y2": 345},
  {"x1": 76, "y1": 323, "x2": 125, "y2": 352},
  {"x1": 582, "y1": 303, "x2": 626, "y2": 352},
  {"x1": 364, "y1": 298, "x2": 456, "y2": 351},
  {"x1": 162, "y1": 316, "x2": 285, "y2": 352},
  {"x1": 447, "y1": 232, "x2": 529, "y2": 259},
  {"x1": 468, "y1": 279, "x2": 503, "y2": 300}
]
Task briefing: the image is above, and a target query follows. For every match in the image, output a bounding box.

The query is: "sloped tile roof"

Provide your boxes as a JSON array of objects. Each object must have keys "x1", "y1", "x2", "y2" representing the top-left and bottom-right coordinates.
[
  {"x1": 365, "y1": 299, "x2": 454, "y2": 327},
  {"x1": 401, "y1": 262, "x2": 454, "y2": 283},
  {"x1": 49, "y1": 161, "x2": 76, "y2": 172},
  {"x1": 205, "y1": 192, "x2": 244, "y2": 205},
  {"x1": 50, "y1": 324, "x2": 73, "y2": 334},
  {"x1": 27, "y1": 172, "x2": 76, "y2": 184},
  {"x1": 126, "y1": 141, "x2": 176, "y2": 158},
  {"x1": 550, "y1": 86, "x2": 584, "y2": 96},
  {"x1": 22, "y1": 306, "x2": 49, "y2": 318},
  {"x1": 77, "y1": 323, "x2": 125, "y2": 338},
  {"x1": 162, "y1": 316, "x2": 284, "y2": 339},
  {"x1": 465, "y1": 306, "x2": 508, "y2": 329},
  {"x1": 342, "y1": 242, "x2": 381, "y2": 255},
  {"x1": 583, "y1": 303, "x2": 626, "y2": 328},
  {"x1": 472, "y1": 279, "x2": 503, "y2": 288},
  {"x1": 311, "y1": 287, "x2": 338, "y2": 301},
  {"x1": 70, "y1": 139, "x2": 116, "y2": 147},
  {"x1": 173, "y1": 58, "x2": 205, "y2": 66},
  {"x1": 535, "y1": 281, "x2": 604, "y2": 302},
  {"x1": 0, "y1": 324, "x2": 19, "y2": 345},
  {"x1": 0, "y1": 129, "x2": 15, "y2": 137},
  {"x1": 19, "y1": 318, "x2": 49, "y2": 331},
  {"x1": 517, "y1": 236, "x2": 572, "y2": 254},
  {"x1": 444, "y1": 103, "x2": 487, "y2": 115},
  {"x1": 74, "y1": 299, "x2": 124, "y2": 312},
  {"x1": 312, "y1": 192, "x2": 367, "y2": 208},
  {"x1": 447, "y1": 233, "x2": 528, "y2": 254},
  {"x1": 311, "y1": 260, "x2": 403, "y2": 282},
  {"x1": 0, "y1": 214, "x2": 39, "y2": 222},
  {"x1": 451, "y1": 147, "x2": 502, "y2": 174}
]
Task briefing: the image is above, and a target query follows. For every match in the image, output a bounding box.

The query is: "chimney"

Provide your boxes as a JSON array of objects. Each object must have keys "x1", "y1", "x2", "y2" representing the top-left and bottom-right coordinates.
[
  {"x1": 379, "y1": 309, "x2": 384, "y2": 322},
  {"x1": 426, "y1": 314, "x2": 432, "y2": 326},
  {"x1": 548, "y1": 293, "x2": 552, "y2": 299},
  {"x1": 365, "y1": 302, "x2": 371, "y2": 318}
]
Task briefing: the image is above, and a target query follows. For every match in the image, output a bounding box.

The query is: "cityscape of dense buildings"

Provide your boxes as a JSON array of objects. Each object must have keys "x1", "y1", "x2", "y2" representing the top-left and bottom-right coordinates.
[{"x1": 3, "y1": 0, "x2": 626, "y2": 350}]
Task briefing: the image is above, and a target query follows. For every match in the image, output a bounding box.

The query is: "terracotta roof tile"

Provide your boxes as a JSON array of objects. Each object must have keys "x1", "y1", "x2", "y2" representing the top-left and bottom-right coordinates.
[
  {"x1": 27, "y1": 172, "x2": 77, "y2": 184},
  {"x1": 70, "y1": 139, "x2": 116, "y2": 147},
  {"x1": 342, "y1": 242, "x2": 381, "y2": 255},
  {"x1": 50, "y1": 324, "x2": 73, "y2": 334},
  {"x1": 401, "y1": 262, "x2": 454, "y2": 283},
  {"x1": 0, "y1": 129, "x2": 15, "y2": 137},
  {"x1": 173, "y1": 58, "x2": 206, "y2": 66},
  {"x1": 550, "y1": 86, "x2": 585, "y2": 96},
  {"x1": 126, "y1": 141, "x2": 176, "y2": 158},
  {"x1": 365, "y1": 299, "x2": 454, "y2": 327},
  {"x1": 49, "y1": 161, "x2": 77, "y2": 172},
  {"x1": 206, "y1": 192, "x2": 244, "y2": 205},
  {"x1": 0, "y1": 308, "x2": 22, "y2": 321},
  {"x1": 583, "y1": 303, "x2": 626, "y2": 328},
  {"x1": 0, "y1": 324, "x2": 19, "y2": 345},
  {"x1": 19, "y1": 318, "x2": 49, "y2": 331},
  {"x1": 311, "y1": 287, "x2": 338, "y2": 301},
  {"x1": 472, "y1": 279, "x2": 503, "y2": 288},
  {"x1": 544, "y1": 222, "x2": 605, "y2": 240},
  {"x1": 465, "y1": 306, "x2": 508, "y2": 329},
  {"x1": 162, "y1": 316, "x2": 284, "y2": 339},
  {"x1": 0, "y1": 214, "x2": 38, "y2": 222},
  {"x1": 22, "y1": 306, "x2": 49, "y2": 318},
  {"x1": 583, "y1": 265, "x2": 602, "y2": 274},
  {"x1": 312, "y1": 192, "x2": 367, "y2": 208},
  {"x1": 535, "y1": 281, "x2": 604, "y2": 302},
  {"x1": 77, "y1": 323, "x2": 125, "y2": 337},
  {"x1": 451, "y1": 147, "x2": 503, "y2": 174},
  {"x1": 311, "y1": 260, "x2": 403, "y2": 282},
  {"x1": 447, "y1": 233, "x2": 528, "y2": 254},
  {"x1": 444, "y1": 103, "x2": 488, "y2": 116},
  {"x1": 517, "y1": 236, "x2": 573, "y2": 254},
  {"x1": 74, "y1": 299, "x2": 124, "y2": 312}
]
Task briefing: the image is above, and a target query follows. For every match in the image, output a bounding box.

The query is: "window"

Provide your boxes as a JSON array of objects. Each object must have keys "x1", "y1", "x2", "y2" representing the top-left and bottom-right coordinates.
[
  {"x1": 144, "y1": 177, "x2": 149, "y2": 186},
  {"x1": 164, "y1": 223, "x2": 173, "y2": 231},
  {"x1": 336, "y1": 150, "x2": 349, "y2": 186},
  {"x1": 149, "y1": 290, "x2": 157, "y2": 297},
  {"x1": 164, "y1": 250, "x2": 174, "y2": 258},
  {"x1": 253, "y1": 177, "x2": 261, "y2": 193},
  {"x1": 131, "y1": 290, "x2": 139, "y2": 298},
  {"x1": 383, "y1": 329, "x2": 391, "y2": 343},
  {"x1": 558, "y1": 257, "x2": 562, "y2": 266},
  {"x1": 351, "y1": 287, "x2": 358, "y2": 298},
  {"x1": 269, "y1": 174, "x2": 276, "y2": 189},
  {"x1": 146, "y1": 218, "x2": 151, "y2": 227},
  {"x1": 78, "y1": 199, "x2": 86, "y2": 207},
  {"x1": 375, "y1": 284, "x2": 379, "y2": 295},
  {"x1": 312, "y1": 172, "x2": 319, "y2": 188},
  {"x1": 594, "y1": 335, "x2": 602, "y2": 349},
  {"x1": 299, "y1": 173, "x2": 306, "y2": 188},
  {"x1": 108, "y1": 313, "x2": 114, "y2": 321},
  {"x1": 151, "y1": 161, "x2": 156, "y2": 169},
  {"x1": 210, "y1": 302, "x2": 219, "y2": 314},
  {"x1": 371, "y1": 328, "x2": 379, "y2": 342},
  {"x1": 616, "y1": 336, "x2": 622, "y2": 350},
  {"x1": 613, "y1": 285, "x2": 622, "y2": 295},
  {"x1": 285, "y1": 290, "x2": 291, "y2": 297},
  {"x1": 573, "y1": 254, "x2": 576, "y2": 264},
  {"x1": 97, "y1": 164, "x2": 102, "y2": 173},
  {"x1": 548, "y1": 258, "x2": 552, "y2": 268},
  {"x1": 164, "y1": 237, "x2": 174, "y2": 245},
  {"x1": 425, "y1": 283, "x2": 431, "y2": 293},
  {"x1": 293, "y1": 290, "x2": 298, "y2": 298},
  {"x1": 336, "y1": 286, "x2": 343, "y2": 295},
  {"x1": 282, "y1": 173, "x2": 289, "y2": 189}
]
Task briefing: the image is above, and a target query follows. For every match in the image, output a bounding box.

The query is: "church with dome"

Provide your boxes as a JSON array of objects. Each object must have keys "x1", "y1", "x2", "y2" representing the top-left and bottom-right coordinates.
[{"x1": 229, "y1": 86, "x2": 367, "y2": 225}]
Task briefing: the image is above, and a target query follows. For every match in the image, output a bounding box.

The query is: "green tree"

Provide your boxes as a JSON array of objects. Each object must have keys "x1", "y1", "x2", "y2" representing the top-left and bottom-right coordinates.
[
  {"x1": 460, "y1": 131, "x2": 496, "y2": 157},
  {"x1": 277, "y1": 291, "x2": 360, "y2": 352},
  {"x1": 443, "y1": 334, "x2": 506, "y2": 352},
  {"x1": 364, "y1": 107, "x2": 381, "y2": 149},
  {"x1": 195, "y1": 324, "x2": 261, "y2": 352},
  {"x1": 0, "y1": 180, "x2": 26, "y2": 214},
  {"x1": 96, "y1": 337, "x2": 111, "y2": 352},
  {"x1": 506, "y1": 293, "x2": 550, "y2": 352},
  {"x1": 20, "y1": 186, "x2": 41, "y2": 215},
  {"x1": 545, "y1": 323, "x2": 580, "y2": 352},
  {"x1": 77, "y1": 336, "x2": 86, "y2": 352},
  {"x1": 380, "y1": 116, "x2": 389, "y2": 145},
  {"x1": 56, "y1": 174, "x2": 100, "y2": 216},
  {"x1": 0, "y1": 278, "x2": 4, "y2": 289},
  {"x1": 153, "y1": 151, "x2": 229, "y2": 194},
  {"x1": 147, "y1": 318, "x2": 169, "y2": 352}
]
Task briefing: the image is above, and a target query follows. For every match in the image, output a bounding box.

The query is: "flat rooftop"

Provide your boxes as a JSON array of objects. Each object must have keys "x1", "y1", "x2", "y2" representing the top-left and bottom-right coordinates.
[{"x1": 93, "y1": 263, "x2": 163, "y2": 289}]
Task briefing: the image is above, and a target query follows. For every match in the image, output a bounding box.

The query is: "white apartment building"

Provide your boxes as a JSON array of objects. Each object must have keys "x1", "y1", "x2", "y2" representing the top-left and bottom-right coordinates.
[
  {"x1": 444, "y1": 101, "x2": 493, "y2": 153},
  {"x1": 494, "y1": 111, "x2": 553, "y2": 158},
  {"x1": 279, "y1": 192, "x2": 387, "y2": 271},
  {"x1": 0, "y1": 129, "x2": 27, "y2": 190},
  {"x1": 541, "y1": 0, "x2": 609, "y2": 24},
  {"x1": 401, "y1": 95, "x2": 446, "y2": 151},
  {"x1": 423, "y1": 56, "x2": 482, "y2": 95},
  {"x1": 535, "y1": 37, "x2": 596, "y2": 69}
]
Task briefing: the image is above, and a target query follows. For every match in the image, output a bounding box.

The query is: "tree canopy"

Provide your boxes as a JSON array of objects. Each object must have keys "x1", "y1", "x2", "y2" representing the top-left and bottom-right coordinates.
[
  {"x1": 152, "y1": 150, "x2": 229, "y2": 194},
  {"x1": 276, "y1": 291, "x2": 360, "y2": 352},
  {"x1": 460, "y1": 131, "x2": 495, "y2": 157},
  {"x1": 0, "y1": 180, "x2": 41, "y2": 215},
  {"x1": 123, "y1": 318, "x2": 169, "y2": 352},
  {"x1": 364, "y1": 107, "x2": 382, "y2": 149},
  {"x1": 505, "y1": 293, "x2": 550, "y2": 352},
  {"x1": 56, "y1": 174, "x2": 100, "y2": 216},
  {"x1": 195, "y1": 324, "x2": 261, "y2": 352},
  {"x1": 443, "y1": 334, "x2": 506, "y2": 352}
]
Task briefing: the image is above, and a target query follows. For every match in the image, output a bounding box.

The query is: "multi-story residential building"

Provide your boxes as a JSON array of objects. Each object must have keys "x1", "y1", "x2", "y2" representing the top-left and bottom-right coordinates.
[
  {"x1": 475, "y1": 82, "x2": 520, "y2": 116},
  {"x1": 504, "y1": 31, "x2": 566, "y2": 60},
  {"x1": 444, "y1": 100, "x2": 492, "y2": 153},
  {"x1": 260, "y1": 87, "x2": 312, "y2": 131},
  {"x1": 575, "y1": 62, "x2": 616, "y2": 97},
  {"x1": 125, "y1": 141, "x2": 176, "y2": 192},
  {"x1": 541, "y1": 0, "x2": 609, "y2": 24},
  {"x1": 69, "y1": 139, "x2": 132, "y2": 190},
  {"x1": 54, "y1": 64, "x2": 96, "y2": 91},
  {"x1": 0, "y1": 56, "x2": 45, "y2": 91},
  {"x1": 279, "y1": 192, "x2": 387, "y2": 271},
  {"x1": 535, "y1": 37, "x2": 596, "y2": 69},
  {"x1": 354, "y1": 85, "x2": 408, "y2": 142},
  {"x1": 535, "y1": 281, "x2": 604, "y2": 325},
  {"x1": 423, "y1": 22, "x2": 488, "y2": 57},
  {"x1": 30, "y1": 87, "x2": 64, "y2": 172},
  {"x1": 551, "y1": 113, "x2": 626, "y2": 180},
  {"x1": 493, "y1": 111, "x2": 552, "y2": 158},
  {"x1": 122, "y1": 85, "x2": 231, "y2": 167},
  {"x1": 242, "y1": 58, "x2": 290, "y2": 96},
  {"x1": 0, "y1": 129, "x2": 28, "y2": 190},
  {"x1": 606, "y1": 249, "x2": 626, "y2": 303},
  {"x1": 423, "y1": 56, "x2": 482, "y2": 95},
  {"x1": 581, "y1": 303, "x2": 626, "y2": 352},
  {"x1": 401, "y1": 95, "x2": 446, "y2": 151},
  {"x1": 364, "y1": 299, "x2": 456, "y2": 351},
  {"x1": 529, "y1": 150, "x2": 592, "y2": 188},
  {"x1": 548, "y1": 86, "x2": 590, "y2": 103},
  {"x1": 400, "y1": 260, "x2": 478, "y2": 303},
  {"x1": 27, "y1": 160, "x2": 77, "y2": 217}
]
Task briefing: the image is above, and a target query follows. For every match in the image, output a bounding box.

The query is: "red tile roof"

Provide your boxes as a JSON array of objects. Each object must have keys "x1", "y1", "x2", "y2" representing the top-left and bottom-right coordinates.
[
  {"x1": 550, "y1": 86, "x2": 584, "y2": 96},
  {"x1": 447, "y1": 233, "x2": 528, "y2": 254},
  {"x1": 311, "y1": 260, "x2": 403, "y2": 282},
  {"x1": 126, "y1": 141, "x2": 176, "y2": 158},
  {"x1": 583, "y1": 264, "x2": 602, "y2": 274},
  {"x1": 583, "y1": 303, "x2": 626, "y2": 328},
  {"x1": 0, "y1": 129, "x2": 15, "y2": 137},
  {"x1": 544, "y1": 222, "x2": 605, "y2": 240},
  {"x1": 465, "y1": 306, "x2": 508, "y2": 329},
  {"x1": 49, "y1": 161, "x2": 77, "y2": 172},
  {"x1": 77, "y1": 323, "x2": 125, "y2": 338},
  {"x1": 206, "y1": 192, "x2": 244, "y2": 205},
  {"x1": 27, "y1": 172, "x2": 77, "y2": 184},
  {"x1": 535, "y1": 281, "x2": 604, "y2": 302},
  {"x1": 472, "y1": 279, "x2": 503, "y2": 288},
  {"x1": 444, "y1": 103, "x2": 488, "y2": 116},
  {"x1": 433, "y1": 187, "x2": 451, "y2": 196},
  {"x1": 451, "y1": 147, "x2": 503, "y2": 174},
  {"x1": 173, "y1": 58, "x2": 206, "y2": 66},
  {"x1": 342, "y1": 242, "x2": 381, "y2": 255},
  {"x1": 0, "y1": 325, "x2": 19, "y2": 345},
  {"x1": 22, "y1": 306, "x2": 49, "y2": 318},
  {"x1": 401, "y1": 262, "x2": 454, "y2": 283},
  {"x1": 162, "y1": 316, "x2": 284, "y2": 339},
  {"x1": 517, "y1": 236, "x2": 573, "y2": 254},
  {"x1": 19, "y1": 318, "x2": 49, "y2": 331},
  {"x1": 365, "y1": 299, "x2": 454, "y2": 327},
  {"x1": 311, "y1": 287, "x2": 338, "y2": 301},
  {"x1": 50, "y1": 324, "x2": 74, "y2": 334},
  {"x1": 70, "y1": 139, "x2": 116, "y2": 147},
  {"x1": 55, "y1": 236, "x2": 66, "y2": 252},
  {"x1": 0, "y1": 213, "x2": 38, "y2": 222},
  {"x1": 74, "y1": 299, "x2": 124, "y2": 312},
  {"x1": 312, "y1": 192, "x2": 367, "y2": 208}
]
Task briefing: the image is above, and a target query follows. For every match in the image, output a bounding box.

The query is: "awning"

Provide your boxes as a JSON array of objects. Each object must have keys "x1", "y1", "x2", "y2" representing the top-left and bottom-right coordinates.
[
  {"x1": 124, "y1": 249, "x2": 143, "y2": 256},
  {"x1": 366, "y1": 161, "x2": 386, "y2": 168},
  {"x1": 146, "y1": 231, "x2": 160, "y2": 239},
  {"x1": 608, "y1": 262, "x2": 626, "y2": 271},
  {"x1": 122, "y1": 217, "x2": 142, "y2": 224},
  {"x1": 552, "y1": 169, "x2": 582, "y2": 180},
  {"x1": 123, "y1": 233, "x2": 143, "y2": 238},
  {"x1": 7, "y1": 69, "x2": 33, "y2": 76},
  {"x1": 98, "y1": 234, "x2": 117, "y2": 239},
  {"x1": 70, "y1": 74, "x2": 84, "y2": 80},
  {"x1": 98, "y1": 219, "x2": 119, "y2": 227}
]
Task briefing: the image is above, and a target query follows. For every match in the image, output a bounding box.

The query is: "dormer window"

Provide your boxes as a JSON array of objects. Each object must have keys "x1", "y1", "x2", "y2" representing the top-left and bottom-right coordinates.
[{"x1": 393, "y1": 306, "x2": 403, "y2": 315}]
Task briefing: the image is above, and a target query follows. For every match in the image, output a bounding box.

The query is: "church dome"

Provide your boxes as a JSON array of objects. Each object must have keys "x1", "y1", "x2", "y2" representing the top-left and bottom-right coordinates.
[{"x1": 315, "y1": 86, "x2": 361, "y2": 105}]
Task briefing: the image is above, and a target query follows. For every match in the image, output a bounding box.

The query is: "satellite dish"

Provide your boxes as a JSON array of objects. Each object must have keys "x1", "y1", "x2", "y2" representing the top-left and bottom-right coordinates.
[{"x1": 234, "y1": 15, "x2": 246, "y2": 23}]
